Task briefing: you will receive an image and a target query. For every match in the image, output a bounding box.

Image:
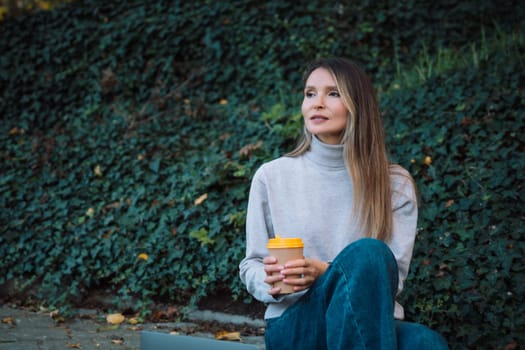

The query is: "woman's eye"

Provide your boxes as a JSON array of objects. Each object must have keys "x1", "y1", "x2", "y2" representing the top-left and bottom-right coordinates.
[
  {"x1": 305, "y1": 91, "x2": 315, "y2": 98},
  {"x1": 329, "y1": 91, "x2": 340, "y2": 97}
]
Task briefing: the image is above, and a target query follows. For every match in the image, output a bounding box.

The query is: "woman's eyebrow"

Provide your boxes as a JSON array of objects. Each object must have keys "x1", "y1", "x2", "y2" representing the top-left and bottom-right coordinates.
[{"x1": 304, "y1": 85, "x2": 339, "y2": 90}]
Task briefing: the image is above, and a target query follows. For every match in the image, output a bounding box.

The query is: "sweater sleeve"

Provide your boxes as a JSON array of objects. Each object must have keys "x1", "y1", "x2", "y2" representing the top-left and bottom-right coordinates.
[
  {"x1": 387, "y1": 169, "x2": 418, "y2": 299},
  {"x1": 239, "y1": 165, "x2": 278, "y2": 304},
  {"x1": 386, "y1": 169, "x2": 418, "y2": 320}
]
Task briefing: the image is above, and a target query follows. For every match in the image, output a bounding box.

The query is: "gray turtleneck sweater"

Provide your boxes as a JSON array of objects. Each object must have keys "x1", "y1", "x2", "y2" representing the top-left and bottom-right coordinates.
[{"x1": 239, "y1": 136, "x2": 418, "y2": 320}]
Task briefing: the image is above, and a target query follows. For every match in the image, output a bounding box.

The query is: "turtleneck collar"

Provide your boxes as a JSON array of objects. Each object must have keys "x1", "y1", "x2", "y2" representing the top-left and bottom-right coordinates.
[{"x1": 304, "y1": 136, "x2": 346, "y2": 170}]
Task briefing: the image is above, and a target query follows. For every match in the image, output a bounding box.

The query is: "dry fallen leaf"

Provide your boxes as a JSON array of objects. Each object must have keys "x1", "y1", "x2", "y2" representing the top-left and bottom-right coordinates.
[
  {"x1": 127, "y1": 317, "x2": 139, "y2": 325},
  {"x1": 239, "y1": 140, "x2": 263, "y2": 157},
  {"x1": 8, "y1": 127, "x2": 24, "y2": 135},
  {"x1": 106, "y1": 313, "x2": 125, "y2": 325},
  {"x1": 103, "y1": 201, "x2": 121, "y2": 212},
  {"x1": 66, "y1": 342, "x2": 81, "y2": 348},
  {"x1": 86, "y1": 207, "x2": 95, "y2": 217},
  {"x1": 215, "y1": 331, "x2": 241, "y2": 341},
  {"x1": 111, "y1": 337, "x2": 124, "y2": 345},
  {"x1": 94, "y1": 165, "x2": 103, "y2": 177},
  {"x1": 194, "y1": 193, "x2": 208, "y2": 205},
  {"x1": 151, "y1": 306, "x2": 179, "y2": 322},
  {"x1": 1, "y1": 317, "x2": 14, "y2": 325},
  {"x1": 49, "y1": 310, "x2": 64, "y2": 323}
]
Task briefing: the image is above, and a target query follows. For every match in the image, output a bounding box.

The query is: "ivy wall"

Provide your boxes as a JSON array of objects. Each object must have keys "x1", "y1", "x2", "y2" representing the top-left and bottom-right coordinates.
[{"x1": 1, "y1": 1, "x2": 524, "y2": 348}]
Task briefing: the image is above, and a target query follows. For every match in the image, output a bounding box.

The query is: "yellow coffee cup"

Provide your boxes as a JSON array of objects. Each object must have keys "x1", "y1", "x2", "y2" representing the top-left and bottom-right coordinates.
[{"x1": 267, "y1": 235, "x2": 304, "y2": 294}]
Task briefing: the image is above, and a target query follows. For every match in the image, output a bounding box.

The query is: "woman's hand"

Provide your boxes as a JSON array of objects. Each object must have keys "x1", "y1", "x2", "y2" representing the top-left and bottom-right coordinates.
[
  {"x1": 263, "y1": 256, "x2": 285, "y2": 296},
  {"x1": 281, "y1": 258, "x2": 330, "y2": 292},
  {"x1": 264, "y1": 256, "x2": 330, "y2": 295}
]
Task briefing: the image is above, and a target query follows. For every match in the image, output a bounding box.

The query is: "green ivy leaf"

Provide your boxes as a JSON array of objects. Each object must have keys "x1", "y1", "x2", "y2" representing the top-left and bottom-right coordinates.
[{"x1": 189, "y1": 228, "x2": 214, "y2": 246}]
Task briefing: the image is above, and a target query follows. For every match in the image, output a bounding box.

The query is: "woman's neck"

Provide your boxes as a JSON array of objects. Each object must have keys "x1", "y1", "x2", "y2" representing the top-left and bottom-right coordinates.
[{"x1": 304, "y1": 136, "x2": 345, "y2": 169}]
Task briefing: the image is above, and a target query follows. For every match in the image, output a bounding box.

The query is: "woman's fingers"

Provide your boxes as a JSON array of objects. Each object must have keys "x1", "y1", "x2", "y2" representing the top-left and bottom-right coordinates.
[
  {"x1": 264, "y1": 257, "x2": 327, "y2": 294},
  {"x1": 264, "y1": 257, "x2": 282, "y2": 274},
  {"x1": 263, "y1": 256, "x2": 277, "y2": 264},
  {"x1": 264, "y1": 255, "x2": 285, "y2": 291},
  {"x1": 267, "y1": 286, "x2": 282, "y2": 295},
  {"x1": 281, "y1": 258, "x2": 326, "y2": 289}
]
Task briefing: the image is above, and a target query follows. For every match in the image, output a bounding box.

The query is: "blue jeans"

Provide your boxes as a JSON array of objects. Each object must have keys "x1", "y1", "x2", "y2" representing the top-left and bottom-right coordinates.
[{"x1": 265, "y1": 239, "x2": 449, "y2": 350}]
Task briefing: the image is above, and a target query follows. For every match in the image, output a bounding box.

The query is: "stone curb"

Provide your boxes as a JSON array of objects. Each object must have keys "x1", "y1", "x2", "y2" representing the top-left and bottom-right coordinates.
[
  {"x1": 0, "y1": 304, "x2": 266, "y2": 350},
  {"x1": 185, "y1": 309, "x2": 266, "y2": 329}
]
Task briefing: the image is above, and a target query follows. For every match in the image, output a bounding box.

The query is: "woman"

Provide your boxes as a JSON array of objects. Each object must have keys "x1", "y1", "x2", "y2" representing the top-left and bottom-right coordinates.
[{"x1": 239, "y1": 57, "x2": 448, "y2": 349}]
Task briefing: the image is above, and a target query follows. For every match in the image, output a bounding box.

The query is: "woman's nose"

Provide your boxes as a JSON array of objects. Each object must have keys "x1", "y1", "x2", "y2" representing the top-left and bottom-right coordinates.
[{"x1": 314, "y1": 95, "x2": 325, "y2": 109}]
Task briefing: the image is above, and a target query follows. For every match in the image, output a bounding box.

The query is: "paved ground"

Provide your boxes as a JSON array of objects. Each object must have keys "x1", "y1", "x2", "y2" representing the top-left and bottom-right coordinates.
[{"x1": 0, "y1": 304, "x2": 266, "y2": 350}]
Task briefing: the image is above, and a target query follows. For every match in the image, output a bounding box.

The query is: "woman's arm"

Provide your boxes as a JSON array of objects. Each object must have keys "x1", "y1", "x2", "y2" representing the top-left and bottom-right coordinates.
[
  {"x1": 388, "y1": 169, "x2": 419, "y2": 297},
  {"x1": 239, "y1": 166, "x2": 281, "y2": 303}
]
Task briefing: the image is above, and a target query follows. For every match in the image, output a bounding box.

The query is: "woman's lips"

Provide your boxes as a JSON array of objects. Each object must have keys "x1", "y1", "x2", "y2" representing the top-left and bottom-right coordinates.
[{"x1": 310, "y1": 115, "x2": 328, "y2": 124}]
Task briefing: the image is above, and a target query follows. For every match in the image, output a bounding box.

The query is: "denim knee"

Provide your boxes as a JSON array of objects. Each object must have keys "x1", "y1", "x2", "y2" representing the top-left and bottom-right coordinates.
[
  {"x1": 333, "y1": 238, "x2": 397, "y2": 273},
  {"x1": 330, "y1": 238, "x2": 398, "y2": 300}
]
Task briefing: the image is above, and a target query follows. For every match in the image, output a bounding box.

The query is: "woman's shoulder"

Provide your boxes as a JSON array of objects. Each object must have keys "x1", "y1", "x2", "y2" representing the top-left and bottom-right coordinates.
[
  {"x1": 389, "y1": 164, "x2": 417, "y2": 201},
  {"x1": 389, "y1": 164, "x2": 412, "y2": 181},
  {"x1": 257, "y1": 155, "x2": 301, "y2": 172},
  {"x1": 251, "y1": 155, "x2": 301, "y2": 182}
]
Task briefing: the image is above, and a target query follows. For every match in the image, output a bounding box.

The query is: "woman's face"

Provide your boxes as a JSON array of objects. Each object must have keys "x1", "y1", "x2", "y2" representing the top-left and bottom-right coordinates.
[{"x1": 301, "y1": 67, "x2": 348, "y2": 145}]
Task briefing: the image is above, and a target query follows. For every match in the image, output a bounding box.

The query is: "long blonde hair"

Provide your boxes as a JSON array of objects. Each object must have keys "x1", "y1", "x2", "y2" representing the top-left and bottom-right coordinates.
[{"x1": 288, "y1": 57, "x2": 402, "y2": 241}]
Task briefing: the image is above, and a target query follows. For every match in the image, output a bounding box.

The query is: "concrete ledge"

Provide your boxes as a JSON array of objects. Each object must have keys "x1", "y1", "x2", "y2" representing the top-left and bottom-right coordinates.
[{"x1": 186, "y1": 309, "x2": 265, "y2": 329}]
